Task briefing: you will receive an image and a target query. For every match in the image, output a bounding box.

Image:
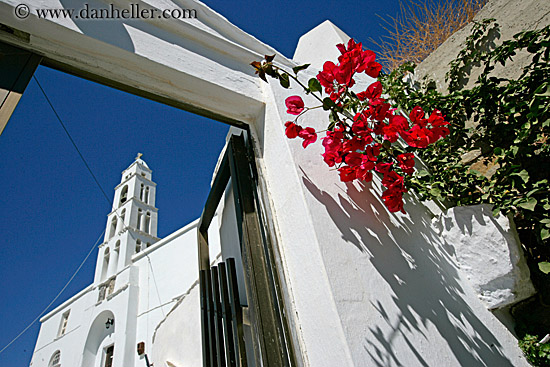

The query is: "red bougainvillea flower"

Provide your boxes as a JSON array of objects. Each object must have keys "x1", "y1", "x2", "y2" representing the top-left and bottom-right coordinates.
[
  {"x1": 317, "y1": 61, "x2": 338, "y2": 94},
  {"x1": 336, "y1": 39, "x2": 382, "y2": 78},
  {"x1": 382, "y1": 189, "x2": 406, "y2": 213},
  {"x1": 298, "y1": 127, "x2": 317, "y2": 148},
  {"x1": 397, "y1": 153, "x2": 415, "y2": 175},
  {"x1": 322, "y1": 150, "x2": 341, "y2": 167},
  {"x1": 383, "y1": 115, "x2": 409, "y2": 142},
  {"x1": 356, "y1": 159, "x2": 375, "y2": 182},
  {"x1": 338, "y1": 166, "x2": 356, "y2": 182},
  {"x1": 365, "y1": 144, "x2": 381, "y2": 161},
  {"x1": 363, "y1": 59, "x2": 382, "y2": 79},
  {"x1": 285, "y1": 96, "x2": 305, "y2": 115},
  {"x1": 344, "y1": 152, "x2": 363, "y2": 167},
  {"x1": 333, "y1": 60, "x2": 355, "y2": 87},
  {"x1": 369, "y1": 98, "x2": 391, "y2": 122},
  {"x1": 343, "y1": 136, "x2": 368, "y2": 153},
  {"x1": 382, "y1": 171, "x2": 406, "y2": 192},
  {"x1": 352, "y1": 112, "x2": 372, "y2": 136},
  {"x1": 360, "y1": 81, "x2": 383, "y2": 101},
  {"x1": 401, "y1": 125, "x2": 432, "y2": 148},
  {"x1": 375, "y1": 162, "x2": 393, "y2": 175},
  {"x1": 259, "y1": 41, "x2": 451, "y2": 214},
  {"x1": 427, "y1": 109, "x2": 450, "y2": 142},
  {"x1": 410, "y1": 106, "x2": 427, "y2": 126},
  {"x1": 284, "y1": 121, "x2": 302, "y2": 139}
]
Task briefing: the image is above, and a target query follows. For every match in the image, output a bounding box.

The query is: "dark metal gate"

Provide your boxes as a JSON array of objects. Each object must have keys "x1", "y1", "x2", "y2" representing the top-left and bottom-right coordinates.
[{"x1": 197, "y1": 133, "x2": 296, "y2": 367}]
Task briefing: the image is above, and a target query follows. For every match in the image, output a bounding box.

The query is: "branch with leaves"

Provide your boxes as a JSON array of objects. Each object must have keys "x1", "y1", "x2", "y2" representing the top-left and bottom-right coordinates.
[{"x1": 252, "y1": 40, "x2": 450, "y2": 213}]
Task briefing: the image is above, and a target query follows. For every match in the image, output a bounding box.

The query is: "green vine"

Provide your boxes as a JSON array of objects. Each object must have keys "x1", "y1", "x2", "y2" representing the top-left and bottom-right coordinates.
[
  {"x1": 381, "y1": 19, "x2": 550, "y2": 260},
  {"x1": 381, "y1": 20, "x2": 550, "y2": 364}
]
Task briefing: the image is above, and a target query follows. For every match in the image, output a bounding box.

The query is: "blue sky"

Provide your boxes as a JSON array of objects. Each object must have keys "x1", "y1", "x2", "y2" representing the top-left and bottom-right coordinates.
[{"x1": 0, "y1": 0, "x2": 402, "y2": 365}]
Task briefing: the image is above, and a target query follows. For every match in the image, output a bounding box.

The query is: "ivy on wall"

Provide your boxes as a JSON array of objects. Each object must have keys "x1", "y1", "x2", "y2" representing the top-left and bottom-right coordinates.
[
  {"x1": 380, "y1": 19, "x2": 550, "y2": 365},
  {"x1": 381, "y1": 19, "x2": 549, "y2": 266}
]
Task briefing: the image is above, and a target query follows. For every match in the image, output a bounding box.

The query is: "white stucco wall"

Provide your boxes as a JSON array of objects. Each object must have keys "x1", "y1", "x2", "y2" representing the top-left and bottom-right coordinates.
[
  {"x1": 31, "y1": 216, "x2": 220, "y2": 367},
  {"x1": 415, "y1": 0, "x2": 550, "y2": 91},
  {"x1": 257, "y1": 76, "x2": 530, "y2": 366},
  {"x1": 9, "y1": 0, "x2": 536, "y2": 365},
  {"x1": 132, "y1": 217, "x2": 220, "y2": 359}
]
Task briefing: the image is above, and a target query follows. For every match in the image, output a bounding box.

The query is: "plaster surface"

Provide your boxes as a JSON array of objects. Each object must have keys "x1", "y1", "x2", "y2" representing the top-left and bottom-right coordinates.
[{"x1": 10, "y1": 0, "x2": 536, "y2": 365}]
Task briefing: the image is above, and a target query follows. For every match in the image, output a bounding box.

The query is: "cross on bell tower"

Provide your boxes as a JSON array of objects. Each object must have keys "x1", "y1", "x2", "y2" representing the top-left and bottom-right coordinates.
[{"x1": 94, "y1": 154, "x2": 160, "y2": 284}]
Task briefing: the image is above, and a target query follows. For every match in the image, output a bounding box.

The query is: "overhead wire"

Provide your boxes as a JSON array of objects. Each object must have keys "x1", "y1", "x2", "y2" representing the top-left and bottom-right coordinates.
[
  {"x1": 0, "y1": 229, "x2": 105, "y2": 355},
  {"x1": 32, "y1": 75, "x2": 113, "y2": 206},
  {"x1": 0, "y1": 75, "x2": 116, "y2": 355}
]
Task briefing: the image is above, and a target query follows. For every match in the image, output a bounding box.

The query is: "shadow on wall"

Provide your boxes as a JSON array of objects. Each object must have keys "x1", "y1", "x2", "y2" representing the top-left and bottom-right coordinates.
[
  {"x1": 302, "y1": 172, "x2": 516, "y2": 367},
  {"x1": 59, "y1": 0, "x2": 136, "y2": 52}
]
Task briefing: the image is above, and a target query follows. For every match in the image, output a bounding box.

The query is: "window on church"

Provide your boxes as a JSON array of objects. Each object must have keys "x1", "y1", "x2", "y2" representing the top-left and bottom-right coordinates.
[
  {"x1": 119, "y1": 185, "x2": 128, "y2": 206},
  {"x1": 120, "y1": 209, "x2": 126, "y2": 226},
  {"x1": 137, "y1": 209, "x2": 143, "y2": 231},
  {"x1": 104, "y1": 345, "x2": 114, "y2": 367},
  {"x1": 101, "y1": 247, "x2": 110, "y2": 282},
  {"x1": 146, "y1": 242, "x2": 151, "y2": 248},
  {"x1": 140, "y1": 183, "x2": 144, "y2": 201},
  {"x1": 49, "y1": 350, "x2": 61, "y2": 367},
  {"x1": 136, "y1": 239, "x2": 142, "y2": 253},
  {"x1": 145, "y1": 212, "x2": 151, "y2": 234},
  {"x1": 109, "y1": 217, "x2": 117, "y2": 240},
  {"x1": 114, "y1": 240, "x2": 120, "y2": 253},
  {"x1": 144, "y1": 187, "x2": 150, "y2": 204},
  {"x1": 57, "y1": 311, "x2": 70, "y2": 337}
]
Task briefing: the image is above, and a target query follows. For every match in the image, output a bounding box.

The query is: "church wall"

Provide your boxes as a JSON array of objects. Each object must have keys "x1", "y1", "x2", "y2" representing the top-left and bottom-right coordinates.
[
  {"x1": 132, "y1": 217, "x2": 221, "y2": 361},
  {"x1": 151, "y1": 284, "x2": 202, "y2": 367},
  {"x1": 31, "y1": 287, "x2": 94, "y2": 366}
]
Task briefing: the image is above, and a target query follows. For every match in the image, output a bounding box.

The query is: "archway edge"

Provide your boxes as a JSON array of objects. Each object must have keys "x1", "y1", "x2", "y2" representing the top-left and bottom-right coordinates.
[{"x1": 0, "y1": 0, "x2": 293, "y2": 126}]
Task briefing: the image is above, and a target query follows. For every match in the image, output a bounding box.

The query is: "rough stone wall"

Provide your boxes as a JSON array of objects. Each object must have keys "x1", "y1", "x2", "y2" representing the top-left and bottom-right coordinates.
[{"x1": 415, "y1": 0, "x2": 550, "y2": 92}]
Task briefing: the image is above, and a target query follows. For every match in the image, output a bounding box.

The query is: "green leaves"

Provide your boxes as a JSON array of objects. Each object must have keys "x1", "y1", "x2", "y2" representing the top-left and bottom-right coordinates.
[
  {"x1": 381, "y1": 21, "x2": 550, "y2": 281},
  {"x1": 322, "y1": 97, "x2": 335, "y2": 110},
  {"x1": 517, "y1": 197, "x2": 537, "y2": 211},
  {"x1": 538, "y1": 262, "x2": 550, "y2": 274},
  {"x1": 279, "y1": 73, "x2": 290, "y2": 89},
  {"x1": 512, "y1": 169, "x2": 530, "y2": 183},
  {"x1": 292, "y1": 64, "x2": 310, "y2": 74},
  {"x1": 308, "y1": 78, "x2": 322, "y2": 93}
]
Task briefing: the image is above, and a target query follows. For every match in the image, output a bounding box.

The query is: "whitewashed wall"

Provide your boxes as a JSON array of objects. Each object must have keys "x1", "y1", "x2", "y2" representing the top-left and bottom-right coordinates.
[
  {"x1": 133, "y1": 218, "x2": 221, "y2": 360},
  {"x1": 2, "y1": 0, "x2": 534, "y2": 365}
]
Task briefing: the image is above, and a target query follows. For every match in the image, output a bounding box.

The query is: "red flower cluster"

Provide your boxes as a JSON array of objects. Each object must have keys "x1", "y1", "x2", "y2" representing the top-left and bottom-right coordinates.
[
  {"x1": 285, "y1": 95, "x2": 305, "y2": 115},
  {"x1": 317, "y1": 39, "x2": 382, "y2": 102},
  {"x1": 276, "y1": 40, "x2": 450, "y2": 214},
  {"x1": 284, "y1": 114, "x2": 318, "y2": 148},
  {"x1": 318, "y1": 94, "x2": 448, "y2": 212},
  {"x1": 401, "y1": 107, "x2": 450, "y2": 148}
]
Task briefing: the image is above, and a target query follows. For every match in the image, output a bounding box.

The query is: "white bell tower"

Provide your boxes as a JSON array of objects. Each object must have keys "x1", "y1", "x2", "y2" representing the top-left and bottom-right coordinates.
[{"x1": 94, "y1": 153, "x2": 159, "y2": 284}]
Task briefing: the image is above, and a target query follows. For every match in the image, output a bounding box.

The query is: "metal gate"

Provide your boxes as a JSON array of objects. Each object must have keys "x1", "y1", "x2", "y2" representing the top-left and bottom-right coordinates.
[{"x1": 197, "y1": 133, "x2": 296, "y2": 367}]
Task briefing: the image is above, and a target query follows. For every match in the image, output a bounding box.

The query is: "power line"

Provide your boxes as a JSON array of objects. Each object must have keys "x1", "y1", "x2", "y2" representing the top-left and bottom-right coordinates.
[
  {"x1": 32, "y1": 75, "x2": 113, "y2": 207},
  {"x1": 0, "y1": 229, "x2": 105, "y2": 355},
  {"x1": 0, "y1": 75, "x2": 118, "y2": 356}
]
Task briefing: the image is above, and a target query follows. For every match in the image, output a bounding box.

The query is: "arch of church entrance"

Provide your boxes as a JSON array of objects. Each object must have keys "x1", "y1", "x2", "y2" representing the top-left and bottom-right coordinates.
[{"x1": 81, "y1": 310, "x2": 115, "y2": 367}]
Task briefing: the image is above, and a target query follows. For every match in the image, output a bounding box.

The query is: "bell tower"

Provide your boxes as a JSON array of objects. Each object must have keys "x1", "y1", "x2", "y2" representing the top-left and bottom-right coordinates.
[{"x1": 94, "y1": 153, "x2": 159, "y2": 284}]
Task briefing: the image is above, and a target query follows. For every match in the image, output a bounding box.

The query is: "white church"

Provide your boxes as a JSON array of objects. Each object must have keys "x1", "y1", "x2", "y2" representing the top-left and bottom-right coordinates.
[
  {"x1": 30, "y1": 154, "x2": 221, "y2": 367},
  {"x1": 1, "y1": 0, "x2": 547, "y2": 366}
]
